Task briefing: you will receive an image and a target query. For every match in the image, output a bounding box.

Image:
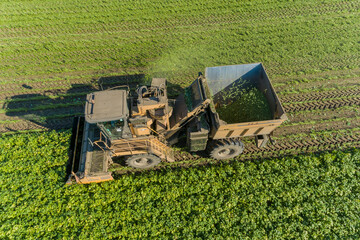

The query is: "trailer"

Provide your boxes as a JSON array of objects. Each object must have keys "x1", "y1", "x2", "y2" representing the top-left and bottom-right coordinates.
[{"x1": 202, "y1": 63, "x2": 288, "y2": 159}]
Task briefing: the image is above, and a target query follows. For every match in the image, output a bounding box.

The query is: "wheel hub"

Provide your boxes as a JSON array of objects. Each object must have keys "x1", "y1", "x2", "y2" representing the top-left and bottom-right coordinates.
[
  {"x1": 218, "y1": 148, "x2": 231, "y2": 157},
  {"x1": 134, "y1": 157, "x2": 150, "y2": 166}
]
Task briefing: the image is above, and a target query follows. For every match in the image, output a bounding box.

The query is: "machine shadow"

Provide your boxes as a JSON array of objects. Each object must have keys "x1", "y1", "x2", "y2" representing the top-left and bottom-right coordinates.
[{"x1": 3, "y1": 74, "x2": 184, "y2": 132}]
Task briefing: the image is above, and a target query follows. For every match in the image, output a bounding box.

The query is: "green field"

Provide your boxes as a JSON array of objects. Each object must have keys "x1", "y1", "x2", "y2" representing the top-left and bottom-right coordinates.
[
  {"x1": 1, "y1": 131, "x2": 359, "y2": 239},
  {"x1": 1, "y1": 0, "x2": 360, "y2": 238},
  {"x1": 1, "y1": 0, "x2": 359, "y2": 81}
]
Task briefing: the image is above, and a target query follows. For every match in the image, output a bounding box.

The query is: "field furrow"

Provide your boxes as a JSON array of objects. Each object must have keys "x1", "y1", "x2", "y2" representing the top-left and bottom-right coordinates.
[
  {"x1": 284, "y1": 96, "x2": 360, "y2": 112},
  {"x1": 279, "y1": 88, "x2": 360, "y2": 103}
]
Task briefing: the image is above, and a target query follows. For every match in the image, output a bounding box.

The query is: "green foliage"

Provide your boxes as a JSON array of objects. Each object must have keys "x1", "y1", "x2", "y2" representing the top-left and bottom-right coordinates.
[
  {"x1": 1, "y1": 131, "x2": 359, "y2": 239},
  {"x1": 184, "y1": 86, "x2": 193, "y2": 111},
  {"x1": 1, "y1": 0, "x2": 359, "y2": 81},
  {"x1": 216, "y1": 87, "x2": 272, "y2": 123}
]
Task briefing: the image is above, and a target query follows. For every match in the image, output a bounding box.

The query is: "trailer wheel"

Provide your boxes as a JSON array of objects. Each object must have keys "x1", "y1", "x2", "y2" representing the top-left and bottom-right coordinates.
[
  {"x1": 125, "y1": 154, "x2": 161, "y2": 169},
  {"x1": 207, "y1": 139, "x2": 244, "y2": 160}
]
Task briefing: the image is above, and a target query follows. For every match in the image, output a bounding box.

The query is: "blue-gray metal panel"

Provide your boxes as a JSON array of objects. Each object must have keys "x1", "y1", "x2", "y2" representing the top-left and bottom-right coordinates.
[{"x1": 205, "y1": 63, "x2": 263, "y2": 96}]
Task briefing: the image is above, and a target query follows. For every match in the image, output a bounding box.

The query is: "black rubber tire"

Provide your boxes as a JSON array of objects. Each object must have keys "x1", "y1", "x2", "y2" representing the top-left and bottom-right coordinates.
[
  {"x1": 207, "y1": 138, "x2": 244, "y2": 160},
  {"x1": 125, "y1": 154, "x2": 161, "y2": 169}
]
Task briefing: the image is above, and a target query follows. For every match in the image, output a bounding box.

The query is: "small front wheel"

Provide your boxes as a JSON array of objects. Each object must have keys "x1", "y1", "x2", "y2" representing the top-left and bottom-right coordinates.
[
  {"x1": 207, "y1": 139, "x2": 244, "y2": 160},
  {"x1": 125, "y1": 154, "x2": 161, "y2": 169}
]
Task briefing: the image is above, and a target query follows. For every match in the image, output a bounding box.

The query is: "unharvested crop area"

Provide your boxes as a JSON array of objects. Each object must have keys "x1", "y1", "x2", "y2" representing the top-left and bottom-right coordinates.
[
  {"x1": 1, "y1": 0, "x2": 360, "y2": 238},
  {"x1": 1, "y1": 131, "x2": 359, "y2": 239}
]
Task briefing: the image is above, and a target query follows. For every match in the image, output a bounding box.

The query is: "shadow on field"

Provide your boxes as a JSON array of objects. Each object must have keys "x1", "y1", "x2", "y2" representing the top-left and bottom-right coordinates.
[{"x1": 3, "y1": 74, "x2": 183, "y2": 132}]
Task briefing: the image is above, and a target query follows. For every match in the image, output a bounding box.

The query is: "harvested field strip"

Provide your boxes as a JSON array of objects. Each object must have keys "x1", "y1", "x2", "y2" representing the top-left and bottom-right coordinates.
[
  {"x1": 272, "y1": 67, "x2": 360, "y2": 85},
  {"x1": 277, "y1": 82, "x2": 360, "y2": 96},
  {"x1": 0, "y1": 92, "x2": 89, "y2": 104},
  {"x1": 283, "y1": 116, "x2": 360, "y2": 127},
  {"x1": 0, "y1": 82, "x2": 146, "y2": 101},
  {"x1": 238, "y1": 129, "x2": 360, "y2": 161},
  {"x1": 109, "y1": 127, "x2": 360, "y2": 169},
  {"x1": 276, "y1": 120, "x2": 360, "y2": 136},
  {"x1": 0, "y1": 112, "x2": 79, "y2": 125},
  {"x1": 275, "y1": 127, "x2": 360, "y2": 140},
  {"x1": 237, "y1": 128, "x2": 360, "y2": 161},
  {"x1": 279, "y1": 88, "x2": 360, "y2": 103},
  {"x1": 286, "y1": 105, "x2": 360, "y2": 118},
  {"x1": 239, "y1": 140, "x2": 360, "y2": 163},
  {"x1": 0, "y1": 95, "x2": 85, "y2": 111},
  {"x1": 0, "y1": 101, "x2": 83, "y2": 114},
  {"x1": 284, "y1": 96, "x2": 360, "y2": 112},
  {"x1": 0, "y1": 118, "x2": 73, "y2": 134},
  {"x1": 3, "y1": 11, "x2": 357, "y2": 40},
  {"x1": 0, "y1": 105, "x2": 82, "y2": 122},
  {"x1": 114, "y1": 133, "x2": 360, "y2": 173}
]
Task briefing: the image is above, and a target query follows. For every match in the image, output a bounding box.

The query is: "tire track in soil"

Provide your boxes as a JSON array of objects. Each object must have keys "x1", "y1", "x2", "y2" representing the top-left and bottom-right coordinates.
[
  {"x1": 113, "y1": 130, "x2": 360, "y2": 175},
  {"x1": 280, "y1": 88, "x2": 360, "y2": 103},
  {"x1": 283, "y1": 96, "x2": 360, "y2": 112},
  {"x1": 276, "y1": 117, "x2": 360, "y2": 136},
  {"x1": 3, "y1": 85, "x2": 360, "y2": 132},
  {"x1": 239, "y1": 130, "x2": 360, "y2": 160},
  {"x1": 172, "y1": 130, "x2": 360, "y2": 162}
]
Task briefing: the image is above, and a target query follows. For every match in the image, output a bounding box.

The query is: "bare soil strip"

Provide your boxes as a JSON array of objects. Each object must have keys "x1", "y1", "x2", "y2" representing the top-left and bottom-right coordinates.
[
  {"x1": 280, "y1": 88, "x2": 360, "y2": 103},
  {"x1": 284, "y1": 96, "x2": 360, "y2": 112}
]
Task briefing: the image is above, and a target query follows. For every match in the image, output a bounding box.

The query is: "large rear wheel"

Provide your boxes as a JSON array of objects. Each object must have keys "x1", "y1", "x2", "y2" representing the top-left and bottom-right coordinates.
[
  {"x1": 207, "y1": 139, "x2": 244, "y2": 160},
  {"x1": 125, "y1": 154, "x2": 161, "y2": 169}
]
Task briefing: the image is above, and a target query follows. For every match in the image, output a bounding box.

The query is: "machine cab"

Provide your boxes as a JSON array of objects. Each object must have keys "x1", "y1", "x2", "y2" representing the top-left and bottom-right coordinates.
[{"x1": 85, "y1": 89, "x2": 132, "y2": 141}]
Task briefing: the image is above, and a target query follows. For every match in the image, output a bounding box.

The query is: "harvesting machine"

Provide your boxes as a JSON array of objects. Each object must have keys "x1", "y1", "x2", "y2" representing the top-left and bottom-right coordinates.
[{"x1": 66, "y1": 63, "x2": 287, "y2": 184}]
